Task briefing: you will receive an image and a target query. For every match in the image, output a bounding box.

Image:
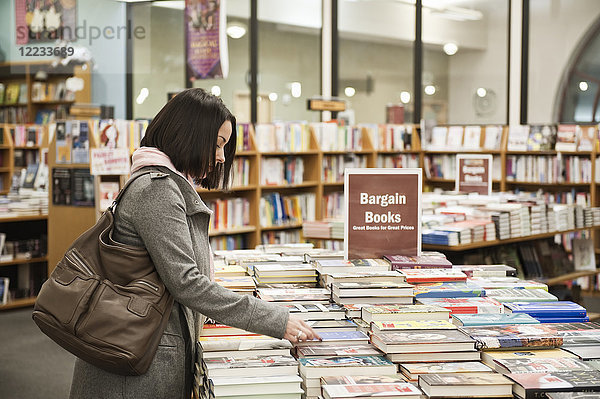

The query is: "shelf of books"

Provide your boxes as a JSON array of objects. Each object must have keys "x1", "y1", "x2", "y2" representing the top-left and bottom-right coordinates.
[{"x1": 193, "y1": 244, "x2": 600, "y2": 399}]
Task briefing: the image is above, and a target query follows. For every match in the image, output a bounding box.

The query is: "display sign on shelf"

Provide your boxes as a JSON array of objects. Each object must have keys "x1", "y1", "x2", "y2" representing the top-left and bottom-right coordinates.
[
  {"x1": 455, "y1": 154, "x2": 493, "y2": 196},
  {"x1": 344, "y1": 168, "x2": 422, "y2": 260},
  {"x1": 90, "y1": 148, "x2": 130, "y2": 176}
]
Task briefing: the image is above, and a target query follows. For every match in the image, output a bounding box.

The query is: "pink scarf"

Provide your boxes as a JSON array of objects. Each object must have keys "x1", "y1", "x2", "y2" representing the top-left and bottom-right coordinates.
[
  {"x1": 130, "y1": 147, "x2": 215, "y2": 281},
  {"x1": 131, "y1": 147, "x2": 196, "y2": 190}
]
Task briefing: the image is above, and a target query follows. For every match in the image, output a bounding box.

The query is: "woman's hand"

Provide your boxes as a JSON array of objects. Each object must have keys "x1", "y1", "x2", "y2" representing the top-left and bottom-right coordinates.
[{"x1": 283, "y1": 315, "x2": 322, "y2": 344}]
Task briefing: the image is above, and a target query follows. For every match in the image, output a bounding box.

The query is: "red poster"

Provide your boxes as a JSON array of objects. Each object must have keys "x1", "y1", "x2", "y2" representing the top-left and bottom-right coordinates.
[
  {"x1": 185, "y1": 0, "x2": 229, "y2": 81},
  {"x1": 345, "y1": 169, "x2": 422, "y2": 260},
  {"x1": 455, "y1": 154, "x2": 492, "y2": 195}
]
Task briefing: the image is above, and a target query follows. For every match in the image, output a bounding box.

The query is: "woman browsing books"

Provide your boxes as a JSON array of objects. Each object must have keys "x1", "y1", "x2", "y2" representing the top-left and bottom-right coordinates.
[{"x1": 69, "y1": 88, "x2": 320, "y2": 399}]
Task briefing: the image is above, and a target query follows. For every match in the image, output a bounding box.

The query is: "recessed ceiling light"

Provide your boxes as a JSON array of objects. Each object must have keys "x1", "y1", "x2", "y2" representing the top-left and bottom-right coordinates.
[
  {"x1": 227, "y1": 22, "x2": 247, "y2": 39},
  {"x1": 400, "y1": 91, "x2": 411, "y2": 104},
  {"x1": 579, "y1": 81, "x2": 589, "y2": 92},
  {"x1": 344, "y1": 87, "x2": 356, "y2": 97},
  {"x1": 443, "y1": 42, "x2": 458, "y2": 56},
  {"x1": 424, "y1": 85, "x2": 436, "y2": 95},
  {"x1": 477, "y1": 88, "x2": 487, "y2": 97}
]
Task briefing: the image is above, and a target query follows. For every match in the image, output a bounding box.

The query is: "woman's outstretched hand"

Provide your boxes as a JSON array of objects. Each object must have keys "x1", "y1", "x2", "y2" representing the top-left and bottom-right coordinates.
[{"x1": 283, "y1": 315, "x2": 322, "y2": 344}]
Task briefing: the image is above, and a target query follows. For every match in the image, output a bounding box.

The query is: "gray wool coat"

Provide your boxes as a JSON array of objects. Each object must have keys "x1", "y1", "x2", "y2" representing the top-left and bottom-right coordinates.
[{"x1": 69, "y1": 166, "x2": 289, "y2": 399}]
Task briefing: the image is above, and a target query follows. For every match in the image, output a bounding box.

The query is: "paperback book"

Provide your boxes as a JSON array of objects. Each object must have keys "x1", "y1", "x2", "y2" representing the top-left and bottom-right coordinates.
[
  {"x1": 322, "y1": 383, "x2": 422, "y2": 399},
  {"x1": 460, "y1": 324, "x2": 563, "y2": 350},
  {"x1": 203, "y1": 355, "x2": 298, "y2": 378},
  {"x1": 452, "y1": 313, "x2": 540, "y2": 327},
  {"x1": 418, "y1": 373, "x2": 513, "y2": 398},
  {"x1": 283, "y1": 303, "x2": 346, "y2": 320},
  {"x1": 298, "y1": 356, "x2": 396, "y2": 378},
  {"x1": 508, "y1": 370, "x2": 600, "y2": 398},
  {"x1": 504, "y1": 301, "x2": 587, "y2": 318},
  {"x1": 399, "y1": 361, "x2": 492, "y2": 381},
  {"x1": 413, "y1": 281, "x2": 485, "y2": 298},
  {"x1": 370, "y1": 329, "x2": 476, "y2": 353},
  {"x1": 361, "y1": 304, "x2": 450, "y2": 323},
  {"x1": 417, "y1": 297, "x2": 503, "y2": 314},
  {"x1": 295, "y1": 330, "x2": 370, "y2": 347},
  {"x1": 371, "y1": 320, "x2": 457, "y2": 332},
  {"x1": 295, "y1": 343, "x2": 382, "y2": 358},
  {"x1": 493, "y1": 357, "x2": 593, "y2": 374},
  {"x1": 383, "y1": 255, "x2": 452, "y2": 269},
  {"x1": 399, "y1": 268, "x2": 467, "y2": 283},
  {"x1": 485, "y1": 288, "x2": 558, "y2": 302}
]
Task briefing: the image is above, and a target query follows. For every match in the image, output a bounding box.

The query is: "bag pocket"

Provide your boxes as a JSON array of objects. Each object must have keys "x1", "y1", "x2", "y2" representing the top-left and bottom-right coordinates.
[
  {"x1": 35, "y1": 260, "x2": 99, "y2": 332},
  {"x1": 76, "y1": 281, "x2": 164, "y2": 357}
]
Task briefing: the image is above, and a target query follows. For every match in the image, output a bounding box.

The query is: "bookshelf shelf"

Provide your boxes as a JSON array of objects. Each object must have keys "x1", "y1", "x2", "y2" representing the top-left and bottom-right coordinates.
[
  {"x1": 31, "y1": 100, "x2": 75, "y2": 105},
  {"x1": 0, "y1": 103, "x2": 28, "y2": 108},
  {"x1": 322, "y1": 150, "x2": 371, "y2": 155},
  {"x1": 542, "y1": 269, "x2": 600, "y2": 286},
  {"x1": 260, "y1": 151, "x2": 319, "y2": 156},
  {"x1": 0, "y1": 256, "x2": 48, "y2": 268},
  {"x1": 505, "y1": 181, "x2": 591, "y2": 187},
  {"x1": 0, "y1": 296, "x2": 36, "y2": 310},
  {"x1": 422, "y1": 227, "x2": 596, "y2": 252},
  {"x1": 14, "y1": 146, "x2": 41, "y2": 150},
  {"x1": 377, "y1": 150, "x2": 421, "y2": 154},
  {"x1": 261, "y1": 181, "x2": 319, "y2": 189},
  {"x1": 236, "y1": 151, "x2": 257, "y2": 156},
  {"x1": 426, "y1": 150, "x2": 502, "y2": 155},
  {"x1": 0, "y1": 215, "x2": 48, "y2": 222},
  {"x1": 322, "y1": 182, "x2": 344, "y2": 187},
  {"x1": 0, "y1": 167, "x2": 10, "y2": 172},
  {"x1": 209, "y1": 226, "x2": 257, "y2": 237},
  {"x1": 261, "y1": 223, "x2": 304, "y2": 231},
  {"x1": 197, "y1": 185, "x2": 258, "y2": 193},
  {"x1": 506, "y1": 150, "x2": 593, "y2": 156}
]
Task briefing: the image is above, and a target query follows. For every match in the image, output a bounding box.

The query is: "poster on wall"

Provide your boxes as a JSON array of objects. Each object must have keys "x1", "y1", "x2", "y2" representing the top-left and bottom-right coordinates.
[
  {"x1": 455, "y1": 154, "x2": 493, "y2": 196},
  {"x1": 344, "y1": 168, "x2": 422, "y2": 260},
  {"x1": 16, "y1": 0, "x2": 77, "y2": 45},
  {"x1": 185, "y1": 0, "x2": 229, "y2": 81}
]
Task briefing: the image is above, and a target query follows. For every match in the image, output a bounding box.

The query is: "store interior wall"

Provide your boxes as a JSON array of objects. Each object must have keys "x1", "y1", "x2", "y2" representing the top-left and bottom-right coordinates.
[{"x1": 0, "y1": 0, "x2": 128, "y2": 119}]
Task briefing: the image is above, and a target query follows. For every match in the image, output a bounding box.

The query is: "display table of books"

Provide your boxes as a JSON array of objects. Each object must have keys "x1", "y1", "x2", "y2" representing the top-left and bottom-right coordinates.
[{"x1": 193, "y1": 244, "x2": 600, "y2": 399}]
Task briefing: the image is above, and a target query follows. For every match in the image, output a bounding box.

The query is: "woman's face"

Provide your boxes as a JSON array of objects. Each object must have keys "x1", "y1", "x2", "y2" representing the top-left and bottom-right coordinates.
[{"x1": 215, "y1": 120, "x2": 232, "y2": 165}]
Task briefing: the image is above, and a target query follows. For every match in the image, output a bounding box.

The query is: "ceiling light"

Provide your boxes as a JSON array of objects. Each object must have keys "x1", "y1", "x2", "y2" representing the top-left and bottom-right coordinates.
[
  {"x1": 400, "y1": 91, "x2": 411, "y2": 104},
  {"x1": 152, "y1": 1, "x2": 185, "y2": 9},
  {"x1": 136, "y1": 87, "x2": 149, "y2": 105},
  {"x1": 443, "y1": 42, "x2": 458, "y2": 56},
  {"x1": 579, "y1": 81, "x2": 589, "y2": 92},
  {"x1": 211, "y1": 85, "x2": 221, "y2": 96},
  {"x1": 226, "y1": 22, "x2": 247, "y2": 39},
  {"x1": 476, "y1": 88, "x2": 487, "y2": 98},
  {"x1": 344, "y1": 87, "x2": 356, "y2": 97},
  {"x1": 269, "y1": 92, "x2": 278, "y2": 101},
  {"x1": 291, "y1": 82, "x2": 302, "y2": 98},
  {"x1": 424, "y1": 85, "x2": 436, "y2": 96}
]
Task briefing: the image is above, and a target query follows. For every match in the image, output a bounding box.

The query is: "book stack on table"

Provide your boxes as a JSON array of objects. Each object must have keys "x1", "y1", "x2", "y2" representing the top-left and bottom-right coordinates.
[{"x1": 197, "y1": 244, "x2": 600, "y2": 399}]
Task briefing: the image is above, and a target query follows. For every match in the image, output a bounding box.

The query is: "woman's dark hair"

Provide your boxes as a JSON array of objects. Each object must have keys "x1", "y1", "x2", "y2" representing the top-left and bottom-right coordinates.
[{"x1": 141, "y1": 88, "x2": 237, "y2": 190}]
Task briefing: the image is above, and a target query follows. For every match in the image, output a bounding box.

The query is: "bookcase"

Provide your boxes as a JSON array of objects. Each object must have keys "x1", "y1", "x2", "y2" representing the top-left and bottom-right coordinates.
[
  {"x1": 0, "y1": 61, "x2": 91, "y2": 124},
  {"x1": 0, "y1": 124, "x2": 49, "y2": 310}
]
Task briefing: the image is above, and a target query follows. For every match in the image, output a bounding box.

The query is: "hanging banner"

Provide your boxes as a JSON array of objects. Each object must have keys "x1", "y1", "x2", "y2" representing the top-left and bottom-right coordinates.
[
  {"x1": 344, "y1": 168, "x2": 422, "y2": 260},
  {"x1": 455, "y1": 154, "x2": 493, "y2": 195},
  {"x1": 185, "y1": 0, "x2": 229, "y2": 81}
]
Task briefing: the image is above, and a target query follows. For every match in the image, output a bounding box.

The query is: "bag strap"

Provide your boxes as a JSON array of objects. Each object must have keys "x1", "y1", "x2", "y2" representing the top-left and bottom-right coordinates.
[{"x1": 107, "y1": 170, "x2": 156, "y2": 212}]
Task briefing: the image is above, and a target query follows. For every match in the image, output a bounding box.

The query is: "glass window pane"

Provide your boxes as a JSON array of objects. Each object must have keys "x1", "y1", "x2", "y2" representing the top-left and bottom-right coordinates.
[
  {"x1": 422, "y1": 0, "x2": 509, "y2": 125},
  {"x1": 339, "y1": 0, "x2": 415, "y2": 124},
  {"x1": 257, "y1": 0, "x2": 322, "y2": 123},
  {"x1": 132, "y1": 2, "x2": 249, "y2": 120},
  {"x1": 530, "y1": 0, "x2": 600, "y2": 123}
]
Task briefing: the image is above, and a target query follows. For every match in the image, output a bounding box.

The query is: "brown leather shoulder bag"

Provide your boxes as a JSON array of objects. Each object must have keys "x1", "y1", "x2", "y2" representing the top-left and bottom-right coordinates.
[{"x1": 32, "y1": 171, "x2": 174, "y2": 376}]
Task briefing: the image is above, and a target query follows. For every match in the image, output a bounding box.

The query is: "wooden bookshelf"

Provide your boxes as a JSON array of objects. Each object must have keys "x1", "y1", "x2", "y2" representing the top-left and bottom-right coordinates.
[
  {"x1": 422, "y1": 227, "x2": 596, "y2": 252},
  {"x1": 0, "y1": 256, "x2": 48, "y2": 268},
  {"x1": 0, "y1": 296, "x2": 37, "y2": 310},
  {"x1": 543, "y1": 269, "x2": 600, "y2": 286}
]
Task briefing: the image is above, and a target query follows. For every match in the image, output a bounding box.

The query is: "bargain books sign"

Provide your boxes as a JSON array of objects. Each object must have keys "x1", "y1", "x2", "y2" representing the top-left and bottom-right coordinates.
[
  {"x1": 455, "y1": 154, "x2": 493, "y2": 195},
  {"x1": 344, "y1": 168, "x2": 422, "y2": 260}
]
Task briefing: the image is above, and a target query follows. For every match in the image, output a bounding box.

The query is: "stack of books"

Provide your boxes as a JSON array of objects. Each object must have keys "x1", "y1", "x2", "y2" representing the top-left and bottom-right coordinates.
[
  {"x1": 504, "y1": 301, "x2": 590, "y2": 323},
  {"x1": 253, "y1": 264, "x2": 318, "y2": 287}
]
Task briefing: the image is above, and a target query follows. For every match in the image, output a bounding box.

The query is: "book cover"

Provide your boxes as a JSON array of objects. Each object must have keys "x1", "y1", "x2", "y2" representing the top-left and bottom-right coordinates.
[
  {"x1": 98, "y1": 182, "x2": 120, "y2": 211},
  {"x1": 302, "y1": 330, "x2": 369, "y2": 343},
  {"x1": 372, "y1": 329, "x2": 474, "y2": 346},
  {"x1": 549, "y1": 322, "x2": 600, "y2": 346},
  {"x1": 507, "y1": 370, "x2": 600, "y2": 397},
  {"x1": 71, "y1": 120, "x2": 90, "y2": 164},
  {"x1": 494, "y1": 357, "x2": 593, "y2": 374},
  {"x1": 562, "y1": 345, "x2": 600, "y2": 360},
  {"x1": 504, "y1": 301, "x2": 587, "y2": 318},
  {"x1": 204, "y1": 355, "x2": 298, "y2": 377},
  {"x1": 537, "y1": 317, "x2": 590, "y2": 323},
  {"x1": 322, "y1": 383, "x2": 421, "y2": 398},
  {"x1": 384, "y1": 255, "x2": 452, "y2": 269},
  {"x1": 452, "y1": 313, "x2": 540, "y2": 327},
  {"x1": 555, "y1": 125, "x2": 578, "y2": 152},
  {"x1": 296, "y1": 344, "x2": 382, "y2": 358},
  {"x1": 71, "y1": 169, "x2": 95, "y2": 207},
  {"x1": 485, "y1": 288, "x2": 558, "y2": 302},
  {"x1": 52, "y1": 167, "x2": 72, "y2": 205},
  {"x1": 372, "y1": 319, "x2": 457, "y2": 331},
  {"x1": 419, "y1": 372, "x2": 512, "y2": 386},
  {"x1": 399, "y1": 268, "x2": 467, "y2": 283},
  {"x1": 361, "y1": 304, "x2": 450, "y2": 322},
  {"x1": 413, "y1": 281, "x2": 485, "y2": 298},
  {"x1": 401, "y1": 361, "x2": 491, "y2": 379},
  {"x1": 417, "y1": 297, "x2": 503, "y2": 314},
  {"x1": 22, "y1": 163, "x2": 39, "y2": 189},
  {"x1": 257, "y1": 288, "x2": 330, "y2": 302},
  {"x1": 461, "y1": 324, "x2": 563, "y2": 349},
  {"x1": 198, "y1": 335, "x2": 292, "y2": 352},
  {"x1": 321, "y1": 375, "x2": 407, "y2": 386},
  {"x1": 299, "y1": 355, "x2": 393, "y2": 369},
  {"x1": 55, "y1": 121, "x2": 72, "y2": 164}
]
